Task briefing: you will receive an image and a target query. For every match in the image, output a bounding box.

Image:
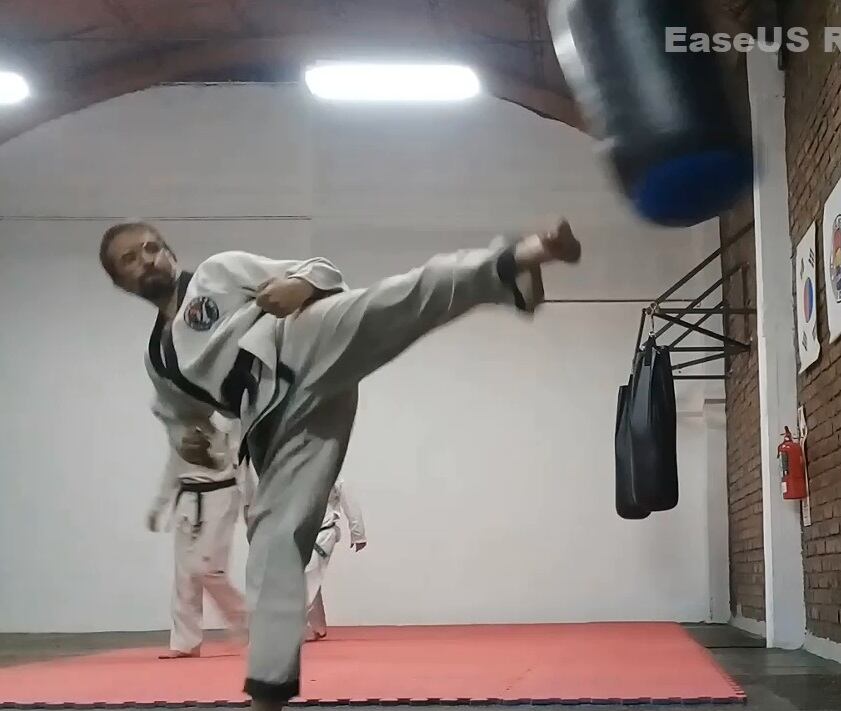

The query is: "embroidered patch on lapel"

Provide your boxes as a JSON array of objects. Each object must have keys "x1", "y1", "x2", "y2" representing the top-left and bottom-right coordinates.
[{"x1": 183, "y1": 296, "x2": 220, "y2": 332}]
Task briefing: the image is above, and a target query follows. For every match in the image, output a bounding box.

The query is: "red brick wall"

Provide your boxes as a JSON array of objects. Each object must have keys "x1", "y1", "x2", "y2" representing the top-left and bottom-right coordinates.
[
  {"x1": 784, "y1": 0, "x2": 841, "y2": 643},
  {"x1": 720, "y1": 3, "x2": 841, "y2": 638},
  {"x1": 721, "y1": 199, "x2": 765, "y2": 622}
]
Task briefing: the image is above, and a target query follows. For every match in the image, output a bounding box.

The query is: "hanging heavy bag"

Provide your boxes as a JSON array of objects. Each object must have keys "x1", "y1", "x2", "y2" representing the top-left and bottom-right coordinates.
[
  {"x1": 628, "y1": 337, "x2": 679, "y2": 511},
  {"x1": 615, "y1": 377, "x2": 650, "y2": 520},
  {"x1": 546, "y1": 0, "x2": 752, "y2": 227}
]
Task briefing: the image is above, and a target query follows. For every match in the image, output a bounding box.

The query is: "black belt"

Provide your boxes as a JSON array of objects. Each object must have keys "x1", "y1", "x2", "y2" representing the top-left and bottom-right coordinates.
[
  {"x1": 313, "y1": 521, "x2": 337, "y2": 558},
  {"x1": 176, "y1": 478, "x2": 237, "y2": 536}
]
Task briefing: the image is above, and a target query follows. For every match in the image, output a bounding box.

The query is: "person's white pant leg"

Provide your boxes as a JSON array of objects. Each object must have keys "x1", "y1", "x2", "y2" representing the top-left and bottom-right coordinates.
[
  {"x1": 170, "y1": 501, "x2": 204, "y2": 654},
  {"x1": 304, "y1": 526, "x2": 337, "y2": 639},
  {"x1": 307, "y1": 590, "x2": 327, "y2": 639},
  {"x1": 197, "y1": 487, "x2": 248, "y2": 636}
]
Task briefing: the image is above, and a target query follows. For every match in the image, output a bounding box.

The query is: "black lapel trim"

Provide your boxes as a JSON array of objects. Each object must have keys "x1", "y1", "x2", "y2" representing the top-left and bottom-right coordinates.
[
  {"x1": 162, "y1": 328, "x2": 229, "y2": 411},
  {"x1": 278, "y1": 361, "x2": 295, "y2": 385},
  {"x1": 147, "y1": 271, "x2": 228, "y2": 411},
  {"x1": 148, "y1": 316, "x2": 166, "y2": 377},
  {"x1": 147, "y1": 271, "x2": 193, "y2": 379}
]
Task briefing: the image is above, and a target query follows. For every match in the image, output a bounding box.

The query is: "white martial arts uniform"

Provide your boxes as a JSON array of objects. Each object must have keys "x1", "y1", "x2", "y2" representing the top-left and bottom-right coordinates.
[
  {"x1": 143, "y1": 243, "x2": 535, "y2": 701},
  {"x1": 304, "y1": 479, "x2": 366, "y2": 639},
  {"x1": 148, "y1": 413, "x2": 257, "y2": 655}
]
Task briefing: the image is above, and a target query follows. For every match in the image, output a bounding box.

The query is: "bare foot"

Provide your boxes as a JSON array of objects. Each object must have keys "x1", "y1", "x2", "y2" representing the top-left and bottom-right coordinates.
[
  {"x1": 542, "y1": 220, "x2": 581, "y2": 264},
  {"x1": 514, "y1": 219, "x2": 581, "y2": 269},
  {"x1": 158, "y1": 650, "x2": 200, "y2": 660}
]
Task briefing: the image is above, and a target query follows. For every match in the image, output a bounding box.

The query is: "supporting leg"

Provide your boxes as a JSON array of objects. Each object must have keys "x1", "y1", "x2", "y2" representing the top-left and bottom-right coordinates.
[{"x1": 245, "y1": 389, "x2": 358, "y2": 705}]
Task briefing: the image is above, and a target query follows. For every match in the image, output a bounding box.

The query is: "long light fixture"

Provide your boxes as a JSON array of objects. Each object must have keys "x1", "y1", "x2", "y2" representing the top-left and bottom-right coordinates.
[
  {"x1": 0, "y1": 71, "x2": 30, "y2": 105},
  {"x1": 304, "y1": 63, "x2": 481, "y2": 101}
]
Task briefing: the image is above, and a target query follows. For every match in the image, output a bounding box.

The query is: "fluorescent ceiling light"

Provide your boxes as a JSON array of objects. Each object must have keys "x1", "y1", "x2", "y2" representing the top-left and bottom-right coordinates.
[
  {"x1": 304, "y1": 63, "x2": 480, "y2": 101},
  {"x1": 0, "y1": 71, "x2": 30, "y2": 105}
]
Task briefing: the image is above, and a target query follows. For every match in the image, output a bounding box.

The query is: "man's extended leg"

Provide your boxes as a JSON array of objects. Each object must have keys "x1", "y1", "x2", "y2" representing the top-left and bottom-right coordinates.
[{"x1": 281, "y1": 224, "x2": 580, "y2": 421}]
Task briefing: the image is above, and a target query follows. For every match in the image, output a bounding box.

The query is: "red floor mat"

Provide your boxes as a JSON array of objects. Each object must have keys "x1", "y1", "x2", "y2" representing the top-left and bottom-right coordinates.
[{"x1": 0, "y1": 623, "x2": 745, "y2": 707}]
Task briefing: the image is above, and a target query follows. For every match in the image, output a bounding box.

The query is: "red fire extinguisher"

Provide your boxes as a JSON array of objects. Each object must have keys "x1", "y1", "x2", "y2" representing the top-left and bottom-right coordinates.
[{"x1": 778, "y1": 427, "x2": 807, "y2": 500}]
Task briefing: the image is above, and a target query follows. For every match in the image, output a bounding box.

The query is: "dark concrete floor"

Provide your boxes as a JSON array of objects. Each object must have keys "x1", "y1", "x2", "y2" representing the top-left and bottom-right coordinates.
[
  {"x1": 0, "y1": 630, "x2": 169, "y2": 668},
  {"x1": 0, "y1": 625, "x2": 839, "y2": 709}
]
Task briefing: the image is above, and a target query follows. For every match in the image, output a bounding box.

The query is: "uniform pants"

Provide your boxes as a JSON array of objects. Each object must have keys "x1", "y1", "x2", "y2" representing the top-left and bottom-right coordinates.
[
  {"x1": 306, "y1": 590, "x2": 327, "y2": 639},
  {"x1": 170, "y1": 486, "x2": 248, "y2": 653},
  {"x1": 304, "y1": 526, "x2": 338, "y2": 638},
  {"x1": 244, "y1": 243, "x2": 523, "y2": 700}
]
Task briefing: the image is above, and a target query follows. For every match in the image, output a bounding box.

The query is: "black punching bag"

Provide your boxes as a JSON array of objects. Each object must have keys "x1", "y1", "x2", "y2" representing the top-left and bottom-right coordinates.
[
  {"x1": 628, "y1": 337, "x2": 679, "y2": 512},
  {"x1": 615, "y1": 378, "x2": 650, "y2": 520},
  {"x1": 546, "y1": 0, "x2": 752, "y2": 227}
]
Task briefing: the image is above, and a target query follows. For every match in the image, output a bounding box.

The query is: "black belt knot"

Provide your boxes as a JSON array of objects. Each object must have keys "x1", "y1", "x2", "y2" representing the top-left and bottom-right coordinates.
[{"x1": 176, "y1": 477, "x2": 237, "y2": 536}]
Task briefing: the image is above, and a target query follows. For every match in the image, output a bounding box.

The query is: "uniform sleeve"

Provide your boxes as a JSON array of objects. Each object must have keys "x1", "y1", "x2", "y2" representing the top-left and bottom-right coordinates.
[
  {"x1": 149, "y1": 447, "x2": 181, "y2": 518},
  {"x1": 200, "y1": 252, "x2": 348, "y2": 296},
  {"x1": 336, "y1": 479, "x2": 367, "y2": 545}
]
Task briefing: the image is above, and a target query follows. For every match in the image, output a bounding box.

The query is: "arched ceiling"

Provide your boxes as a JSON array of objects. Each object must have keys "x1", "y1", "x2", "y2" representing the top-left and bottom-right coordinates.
[{"x1": 0, "y1": 0, "x2": 757, "y2": 145}]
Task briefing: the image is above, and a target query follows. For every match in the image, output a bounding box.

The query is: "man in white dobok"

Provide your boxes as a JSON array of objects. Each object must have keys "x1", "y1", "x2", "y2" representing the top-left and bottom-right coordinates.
[{"x1": 304, "y1": 478, "x2": 366, "y2": 642}]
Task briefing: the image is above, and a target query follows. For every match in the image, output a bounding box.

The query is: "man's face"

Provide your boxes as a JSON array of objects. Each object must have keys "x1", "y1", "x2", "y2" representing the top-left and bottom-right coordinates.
[{"x1": 108, "y1": 229, "x2": 177, "y2": 300}]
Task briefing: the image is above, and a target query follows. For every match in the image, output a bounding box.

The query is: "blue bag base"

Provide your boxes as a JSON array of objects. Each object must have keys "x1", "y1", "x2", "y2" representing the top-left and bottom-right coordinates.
[{"x1": 631, "y1": 149, "x2": 753, "y2": 227}]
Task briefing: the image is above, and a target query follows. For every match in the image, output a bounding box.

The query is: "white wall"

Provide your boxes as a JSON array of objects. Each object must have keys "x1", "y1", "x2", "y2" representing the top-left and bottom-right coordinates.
[{"x1": 0, "y1": 84, "x2": 724, "y2": 632}]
